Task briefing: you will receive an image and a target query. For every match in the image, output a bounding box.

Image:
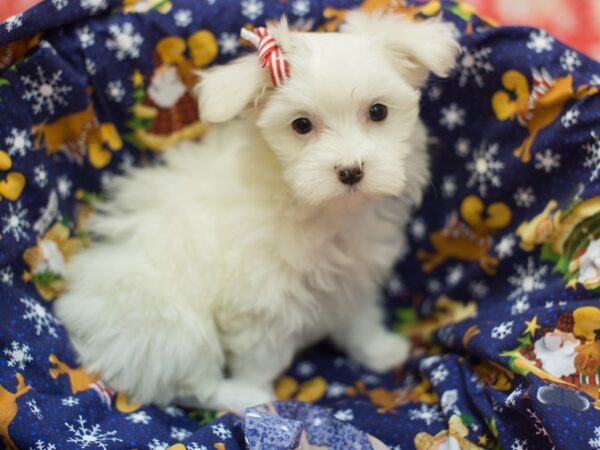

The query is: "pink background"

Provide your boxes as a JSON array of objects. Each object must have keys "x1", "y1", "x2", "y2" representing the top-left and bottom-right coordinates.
[{"x1": 1, "y1": 0, "x2": 600, "y2": 60}]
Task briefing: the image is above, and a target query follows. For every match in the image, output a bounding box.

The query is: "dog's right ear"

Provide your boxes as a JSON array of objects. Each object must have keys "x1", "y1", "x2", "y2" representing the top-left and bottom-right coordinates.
[
  {"x1": 342, "y1": 11, "x2": 460, "y2": 89},
  {"x1": 195, "y1": 53, "x2": 270, "y2": 123}
]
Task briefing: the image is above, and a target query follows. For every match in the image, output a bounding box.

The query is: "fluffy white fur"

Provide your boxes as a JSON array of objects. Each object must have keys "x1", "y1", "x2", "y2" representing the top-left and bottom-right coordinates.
[{"x1": 55, "y1": 11, "x2": 459, "y2": 413}]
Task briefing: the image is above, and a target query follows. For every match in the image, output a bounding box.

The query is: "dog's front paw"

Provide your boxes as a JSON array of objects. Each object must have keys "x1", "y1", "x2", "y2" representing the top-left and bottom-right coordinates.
[
  {"x1": 206, "y1": 380, "x2": 275, "y2": 414},
  {"x1": 353, "y1": 332, "x2": 410, "y2": 373}
]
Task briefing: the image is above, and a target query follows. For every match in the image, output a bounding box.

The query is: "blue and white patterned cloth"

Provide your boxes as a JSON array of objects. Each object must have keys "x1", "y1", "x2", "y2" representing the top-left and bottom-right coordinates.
[{"x1": 0, "y1": 0, "x2": 599, "y2": 449}]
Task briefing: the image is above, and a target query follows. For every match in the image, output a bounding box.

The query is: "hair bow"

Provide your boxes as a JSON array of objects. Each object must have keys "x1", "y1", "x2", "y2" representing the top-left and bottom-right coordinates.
[{"x1": 240, "y1": 26, "x2": 290, "y2": 87}]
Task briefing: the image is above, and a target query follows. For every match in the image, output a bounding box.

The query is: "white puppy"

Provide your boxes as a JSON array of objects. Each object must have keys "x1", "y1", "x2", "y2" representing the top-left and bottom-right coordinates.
[{"x1": 55, "y1": 11, "x2": 458, "y2": 412}]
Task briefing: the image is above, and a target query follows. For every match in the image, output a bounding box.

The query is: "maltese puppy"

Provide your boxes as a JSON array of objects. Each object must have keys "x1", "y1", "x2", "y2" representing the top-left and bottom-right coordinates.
[{"x1": 55, "y1": 11, "x2": 458, "y2": 412}]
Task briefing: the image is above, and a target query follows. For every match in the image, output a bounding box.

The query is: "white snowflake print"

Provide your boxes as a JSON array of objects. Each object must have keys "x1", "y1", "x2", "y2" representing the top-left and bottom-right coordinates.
[
  {"x1": 438, "y1": 326, "x2": 454, "y2": 346},
  {"x1": 21, "y1": 66, "x2": 72, "y2": 115},
  {"x1": 77, "y1": 26, "x2": 95, "y2": 48},
  {"x1": 439, "y1": 103, "x2": 465, "y2": 130},
  {"x1": 170, "y1": 426, "x2": 192, "y2": 440},
  {"x1": 591, "y1": 75, "x2": 600, "y2": 86},
  {"x1": 470, "y1": 371, "x2": 485, "y2": 390},
  {"x1": 527, "y1": 30, "x2": 554, "y2": 53},
  {"x1": 147, "y1": 439, "x2": 169, "y2": 450},
  {"x1": 211, "y1": 423, "x2": 232, "y2": 440},
  {"x1": 56, "y1": 175, "x2": 73, "y2": 199},
  {"x1": 545, "y1": 300, "x2": 554, "y2": 309},
  {"x1": 511, "y1": 438, "x2": 528, "y2": 450},
  {"x1": 241, "y1": 0, "x2": 264, "y2": 20},
  {"x1": 430, "y1": 364, "x2": 449, "y2": 386},
  {"x1": 466, "y1": 142, "x2": 504, "y2": 197},
  {"x1": 561, "y1": 107, "x2": 579, "y2": 128},
  {"x1": 327, "y1": 382, "x2": 347, "y2": 398},
  {"x1": 2, "y1": 201, "x2": 31, "y2": 242},
  {"x1": 527, "y1": 408, "x2": 552, "y2": 443},
  {"x1": 426, "y1": 279, "x2": 442, "y2": 295},
  {"x1": 508, "y1": 257, "x2": 548, "y2": 300},
  {"x1": 409, "y1": 217, "x2": 426, "y2": 240},
  {"x1": 85, "y1": 58, "x2": 96, "y2": 75},
  {"x1": 495, "y1": 234, "x2": 516, "y2": 259},
  {"x1": 455, "y1": 138, "x2": 470, "y2": 157},
  {"x1": 589, "y1": 426, "x2": 600, "y2": 448},
  {"x1": 408, "y1": 404, "x2": 443, "y2": 426},
  {"x1": 457, "y1": 46, "x2": 494, "y2": 87},
  {"x1": 511, "y1": 296, "x2": 530, "y2": 315},
  {"x1": 4, "y1": 14, "x2": 23, "y2": 32},
  {"x1": 441, "y1": 176, "x2": 457, "y2": 198},
  {"x1": 186, "y1": 444, "x2": 208, "y2": 450},
  {"x1": 428, "y1": 85, "x2": 442, "y2": 101},
  {"x1": 334, "y1": 409, "x2": 354, "y2": 421},
  {"x1": 534, "y1": 149, "x2": 561, "y2": 173},
  {"x1": 164, "y1": 405, "x2": 184, "y2": 417},
  {"x1": 105, "y1": 80, "x2": 125, "y2": 103},
  {"x1": 491, "y1": 321, "x2": 514, "y2": 340},
  {"x1": 116, "y1": 154, "x2": 133, "y2": 175},
  {"x1": 99, "y1": 173, "x2": 114, "y2": 190},
  {"x1": 29, "y1": 441, "x2": 57, "y2": 450},
  {"x1": 4, "y1": 341, "x2": 33, "y2": 370},
  {"x1": 62, "y1": 396, "x2": 80, "y2": 407},
  {"x1": 388, "y1": 274, "x2": 404, "y2": 296},
  {"x1": 126, "y1": 410, "x2": 151, "y2": 424},
  {"x1": 81, "y1": 0, "x2": 107, "y2": 13},
  {"x1": 296, "y1": 361, "x2": 315, "y2": 376},
  {"x1": 51, "y1": 0, "x2": 68, "y2": 9},
  {"x1": 34, "y1": 165, "x2": 48, "y2": 188},
  {"x1": 491, "y1": 397, "x2": 504, "y2": 413},
  {"x1": 39, "y1": 40, "x2": 58, "y2": 56},
  {"x1": 218, "y1": 33, "x2": 240, "y2": 56},
  {"x1": 5, "y1": 127, "x2": 33, "y2": 157},
  {"x1": 65, "y1": 415, "x2": 122, "y2": 449},
  {"x1": 514, "y1": 187, "x2": 536, "y2": 208},
  {"x1": 27, "y1": 398, "x2": 43, "y2": 420},
  {"x1": 106, "y1": 23, "x2": 143, "y2": 61},
  {"x1": 361, "y1": 373, "x2": 380, "y2": 385},
  {"x1": 174, "y1": 9, "x2": 192, "y2": 27},
  {"x1": 445, "y1": 264, "x2": 463, "y2": 286},
  {"x1": 20, "y1": 297, "x2": 60, "y2": 338},
  {"x1": 583, "y1": 131, "x2": 600, "y2": 182},
  {"x1": 505, "y1": 386, "x2": 523, "y2": 407},
  {"x1": 402, "y1": 373, "x2": 416, "y2": 387},
  {"x1": 560, "y1": 49, "x2": 582, "y2": 72},
  {"x1": 292, "y1": 0, "x2": 310, "y2": 16},
  {"x1": 1, "y1": 266, "x2": 14, "y2": 286},
  {"x1": 333, "y1": 356, "x2": 359, "y2": 370},
  {"x1": 420, "y1": 356, "x2": 441, "y2": 370}
]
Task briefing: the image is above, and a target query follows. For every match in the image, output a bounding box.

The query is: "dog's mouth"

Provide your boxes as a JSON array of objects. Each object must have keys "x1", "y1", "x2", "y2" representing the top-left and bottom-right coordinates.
[
  {"x1": 338, "y1": 193, "x2": 368, "y2": 211},
  {"x1": 341, "y1": 181, "x2": 403, "y2": 202},
  {"x1": 345, "y1": 183, "x2": 361, "y2": 194}
]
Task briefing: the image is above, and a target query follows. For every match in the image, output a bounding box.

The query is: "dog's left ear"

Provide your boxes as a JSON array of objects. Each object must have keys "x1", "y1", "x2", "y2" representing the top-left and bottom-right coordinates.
[
  {"x1": 195, "y1": 17, "x2": 294, "y2": 124},
  {"x1": 342, "y1": 11, "x2": 460, "y2": 88},
  {"x1": 195, "y1": 53, "x2": 271, "y2": 123}
]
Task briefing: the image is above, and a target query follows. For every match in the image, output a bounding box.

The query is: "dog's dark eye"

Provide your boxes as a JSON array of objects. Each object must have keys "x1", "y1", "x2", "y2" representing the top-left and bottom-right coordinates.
[
  {"x1": 369, "y1": 103, "x2": 388, "y2": 122},
  {"x1": 292, "y1": 117, "x2": 312, "y2": 134}
]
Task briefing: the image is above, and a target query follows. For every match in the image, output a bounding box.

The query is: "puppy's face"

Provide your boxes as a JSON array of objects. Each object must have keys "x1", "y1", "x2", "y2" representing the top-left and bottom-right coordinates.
[
  {"x1": 198, "y1": 12, "x2": 459, "y2": 208},
  {"x1": 257, "y1": 33, "x2": 423, "y2": 207}
]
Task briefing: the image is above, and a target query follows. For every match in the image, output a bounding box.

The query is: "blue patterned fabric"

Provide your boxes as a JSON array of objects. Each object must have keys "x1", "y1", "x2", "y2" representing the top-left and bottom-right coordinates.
[{"x1": 0, "y1": 0, "x2": 599, "y2": 449}]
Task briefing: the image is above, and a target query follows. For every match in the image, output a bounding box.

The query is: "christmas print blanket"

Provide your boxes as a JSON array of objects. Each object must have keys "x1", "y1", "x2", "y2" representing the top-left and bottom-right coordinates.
[{"x1": 0, "y1": 0, "x2": 599, "y2": 449}]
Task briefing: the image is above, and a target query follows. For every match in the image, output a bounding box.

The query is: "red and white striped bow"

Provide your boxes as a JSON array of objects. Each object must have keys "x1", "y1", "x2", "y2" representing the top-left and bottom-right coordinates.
[{"x1": 240, "y1": 26, "x2": 290, "y2": 87}]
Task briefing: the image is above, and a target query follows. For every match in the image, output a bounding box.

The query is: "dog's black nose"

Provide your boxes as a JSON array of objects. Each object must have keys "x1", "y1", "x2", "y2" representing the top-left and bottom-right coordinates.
[{"x1": 336, "y1": 163, "x2": 364, "y2": 185}]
